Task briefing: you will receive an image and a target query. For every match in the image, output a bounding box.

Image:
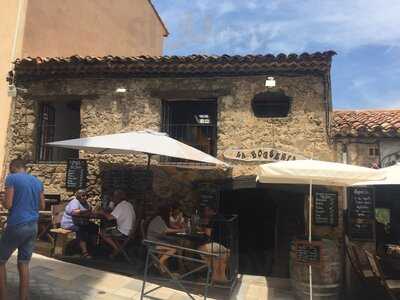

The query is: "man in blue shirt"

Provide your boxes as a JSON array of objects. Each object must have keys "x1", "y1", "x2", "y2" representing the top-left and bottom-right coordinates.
[{"x1": 0, "y1": 159, "x2": 45, "y2": 300}]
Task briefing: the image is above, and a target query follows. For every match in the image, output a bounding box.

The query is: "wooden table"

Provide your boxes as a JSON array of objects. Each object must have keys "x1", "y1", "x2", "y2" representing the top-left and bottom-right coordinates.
[
  {"x1": 38, "y1": 211, "x2": 53, "y2": 241},
  {"x1": 0, "y1": 211, "x2": 53, "y2": 240},
  {"x1": 72, "y1": 212, "x2": 106, "y2": 245}
]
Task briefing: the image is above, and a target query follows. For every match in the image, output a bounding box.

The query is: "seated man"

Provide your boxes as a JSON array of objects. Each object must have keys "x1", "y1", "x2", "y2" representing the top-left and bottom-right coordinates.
[
  {"x1": 99, "y1": 190, "x2": 136, "y2": 258},
  {"x1": 61, "y1": 189, "x2": 98, "y2": 258},
  {"x1": 198, "y1": 205, "x2": 230, "y2": 283}
]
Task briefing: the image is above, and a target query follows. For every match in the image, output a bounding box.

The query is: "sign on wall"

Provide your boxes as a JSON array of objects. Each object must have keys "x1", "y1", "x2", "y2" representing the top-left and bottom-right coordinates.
[
  {"x1": 66, "y1": 159, "x2": 87, "y2": 190},
  {"x1": 194, "y1": 181, "x2": 220, "y2": 211},
  {"x1": 223, "y1": 148, "x2": 306, "y2": 162},
  {"x1": 295, "y1": 241, "x2": 321, "y2": 265}
]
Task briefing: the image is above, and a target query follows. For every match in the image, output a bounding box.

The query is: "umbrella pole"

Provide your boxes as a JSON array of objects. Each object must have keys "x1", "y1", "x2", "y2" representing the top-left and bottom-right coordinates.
[
  {"x1": 309, "y1": 180, "x2": 313, "y2": 300},
  {"x1": 146, "y1": 154, "x2": 152, "y2": 169}
]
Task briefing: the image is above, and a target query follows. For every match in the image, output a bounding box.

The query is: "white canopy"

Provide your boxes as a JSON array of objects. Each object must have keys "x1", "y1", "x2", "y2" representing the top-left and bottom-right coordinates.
[
  {"x1": 256, "y1": 159, "x2": 384, "y2": 300},
  {"x1": 353, "y1": 164, "x2": 400, "y2": 186},
  {"x1": 256, "y1": 159, "x2": 384, "y2": 186},
  {"x1": 47, "y1": 130, "x2": 228, "y2": 166}
]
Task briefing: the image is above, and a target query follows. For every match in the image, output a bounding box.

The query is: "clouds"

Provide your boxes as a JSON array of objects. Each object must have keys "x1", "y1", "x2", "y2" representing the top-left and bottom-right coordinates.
[
  {"x1": 153, "y1": 0, "x2": 400, "y2": 109},
  {"x1": 154, "y1": 0, "x2": 400, "y2": 54}
]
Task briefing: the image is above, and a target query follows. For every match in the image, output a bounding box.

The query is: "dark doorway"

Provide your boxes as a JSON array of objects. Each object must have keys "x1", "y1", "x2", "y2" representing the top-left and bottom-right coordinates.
[{"x1": 220, "y1": 187, "x2": 305, "y2": 277}]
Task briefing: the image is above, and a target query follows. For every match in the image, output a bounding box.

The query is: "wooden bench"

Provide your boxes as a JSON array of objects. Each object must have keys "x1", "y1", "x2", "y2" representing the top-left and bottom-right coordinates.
[{"x1": 49, "y1": 204, "x2": 76, "y2": 257}]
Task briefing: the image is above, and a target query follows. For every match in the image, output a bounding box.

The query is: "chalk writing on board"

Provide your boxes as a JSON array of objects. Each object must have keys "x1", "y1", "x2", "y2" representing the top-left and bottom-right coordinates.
[
  {"x1": 314, "y1": 192, "x2": 338, "y2": 226},
  {"x1": 195, "y1": 182, "x2": 219, "y2": 209},
  {"x1": 348, "y1": 187, "x2": 375, "y2": 241},
  {"x1": 66, "y1": 159, "x2": 87, "y2": 189},
  {"x1": 350, "y1": 188, "x2": 374, "y2": 219},
  {"x1": 348, "y1": 220, "x2": 374, "y2": 241},
  {"x1": 295, "y1": 241, "x2": 321, "y2": 265}
]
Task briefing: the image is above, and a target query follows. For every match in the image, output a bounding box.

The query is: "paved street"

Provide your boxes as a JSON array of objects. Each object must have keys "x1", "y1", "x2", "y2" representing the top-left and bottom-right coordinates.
[
  {"x1": 3, "y1": 253, "x2": 295, "y2": 299},
  {"x1": 4, "y1": 253, "x2": 209, "y2": 300}
]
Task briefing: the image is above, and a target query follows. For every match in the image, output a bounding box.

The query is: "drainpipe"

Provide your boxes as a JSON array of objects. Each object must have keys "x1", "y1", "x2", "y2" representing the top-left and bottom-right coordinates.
[{"x1": 10, "y1": 0, "x2": 25, "y2": 66}]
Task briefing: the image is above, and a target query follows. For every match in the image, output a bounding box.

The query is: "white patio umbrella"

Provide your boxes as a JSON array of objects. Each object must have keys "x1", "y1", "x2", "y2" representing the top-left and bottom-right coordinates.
[
  {"x1": 353, "y1": 163, "x2": 400, "y2": 186},
  {"x1": 47, "y1": 130, "x2": 228, "y2": 166},
  {"x1": 256, "y1": 159, "x2": 384, "y2": 300}
]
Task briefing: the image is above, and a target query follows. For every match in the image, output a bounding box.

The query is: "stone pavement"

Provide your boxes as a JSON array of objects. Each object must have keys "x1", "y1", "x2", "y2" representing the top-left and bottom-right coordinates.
[
  {"x1": 4, "y1": 253, "x2": 210, "y2": 300},
  {"x1": 4, "y1": 253, "x2": 295, "y2": 299}
]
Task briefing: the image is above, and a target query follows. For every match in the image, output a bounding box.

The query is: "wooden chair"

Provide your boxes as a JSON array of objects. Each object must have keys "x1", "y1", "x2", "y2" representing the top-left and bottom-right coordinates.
[
  {"x1": 346, "y1": 240, "x2": 363, "y2": 279},
  {"x1": 365, "y1": 250, "x2": 400, "y2": 300},
  {"x1": 49, "y1": 203, "x2": 75, "y2": 256},
  {"x1": 348, "y1": 241, "x2": 376, "y2": 282},
  {"x1": 106, "y1": 215, "x2": 139, "y2": 264}
]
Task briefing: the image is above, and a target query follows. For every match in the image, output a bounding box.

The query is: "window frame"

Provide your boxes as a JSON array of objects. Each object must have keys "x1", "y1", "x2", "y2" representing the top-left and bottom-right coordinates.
[
  {"x1": 35, "y1": 101, "x2": 81, "y2": 163},
  {"x1": 36, "y1": 102, "x2": 56, "y2": 162},
  {"x1": 161, "y1": 99, "x2": 218, "y2": 159}
]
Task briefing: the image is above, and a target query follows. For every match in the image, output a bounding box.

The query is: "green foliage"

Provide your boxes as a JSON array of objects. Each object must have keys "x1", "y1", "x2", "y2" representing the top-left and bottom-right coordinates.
[{"x1": 375, "y1": 208, "x2": 390, "y2": 225}]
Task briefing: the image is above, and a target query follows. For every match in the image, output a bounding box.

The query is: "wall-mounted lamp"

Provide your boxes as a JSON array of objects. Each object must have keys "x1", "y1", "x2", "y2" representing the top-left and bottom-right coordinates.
[
  {"x1": 7, "y1": 84, "x2": 28, "y2": 97},
  {"x1": 115, "y1": 87, "x2": 127, "y2": 93},
  {"x1": 265, "y1": 77, "x2": 276, "y2": 88}
]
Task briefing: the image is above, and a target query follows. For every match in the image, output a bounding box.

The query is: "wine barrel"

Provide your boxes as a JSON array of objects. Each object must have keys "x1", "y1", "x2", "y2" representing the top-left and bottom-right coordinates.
[{"x1": 289, "y1": 239, "x2": 342, "y2": 300}]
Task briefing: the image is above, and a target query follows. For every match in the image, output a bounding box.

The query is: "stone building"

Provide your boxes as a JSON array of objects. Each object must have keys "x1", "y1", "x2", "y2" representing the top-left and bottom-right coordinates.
[
  {"x1": 332, "y1": 109, "x2": 400, "y2": 258},
  {"x1": 332, "y1": 109, "x2": 400, "y2": 168},
  {"x1": 6, "y1": 51, "x2": 338, "y2": 276}
]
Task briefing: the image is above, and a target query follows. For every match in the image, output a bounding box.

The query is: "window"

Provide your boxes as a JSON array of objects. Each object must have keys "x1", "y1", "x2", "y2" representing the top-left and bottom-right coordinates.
[
  {"x1": 37, "y1": 101, "x2": 81, "y2": 162},
  {"x1": 369, "y1": 147, "x2": 379, "y2": 157},
  {"x1": 162, "y1": 100, "x2": 217, "y2": 159},
  {"x1": 251, "y1": 91, "x2": 291, "y2": 117}
]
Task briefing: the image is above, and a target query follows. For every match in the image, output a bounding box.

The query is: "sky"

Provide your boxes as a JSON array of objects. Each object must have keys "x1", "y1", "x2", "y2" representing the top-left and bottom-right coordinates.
[{"x1": 152, "y1": 0, "x2": 400, "y2": 110}]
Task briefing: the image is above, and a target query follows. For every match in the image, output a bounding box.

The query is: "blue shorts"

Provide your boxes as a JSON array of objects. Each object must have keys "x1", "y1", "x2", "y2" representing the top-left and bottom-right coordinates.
[{"x1": 0, "y1": 221, "x2": 38, "y2": 264}]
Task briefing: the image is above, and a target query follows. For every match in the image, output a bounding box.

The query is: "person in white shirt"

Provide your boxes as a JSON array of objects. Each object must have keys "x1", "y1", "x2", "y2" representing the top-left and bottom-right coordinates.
[{"x1": 99, "y1": 190, "x2": 136, "y2": 258}]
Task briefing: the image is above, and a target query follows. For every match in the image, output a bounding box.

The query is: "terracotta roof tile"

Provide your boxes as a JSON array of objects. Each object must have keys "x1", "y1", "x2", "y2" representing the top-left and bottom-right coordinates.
[
  {"x1": 10, "y1": 51, "x2": 336, "y2": 82},
  {"x1": 332, "y1": 110, "x2": 400, "y2": 138}
]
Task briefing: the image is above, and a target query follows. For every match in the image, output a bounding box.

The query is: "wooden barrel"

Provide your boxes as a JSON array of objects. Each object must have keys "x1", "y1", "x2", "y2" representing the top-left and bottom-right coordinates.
[{"x1": 289, "y1": 239, "x2": 342, "y2": 300}]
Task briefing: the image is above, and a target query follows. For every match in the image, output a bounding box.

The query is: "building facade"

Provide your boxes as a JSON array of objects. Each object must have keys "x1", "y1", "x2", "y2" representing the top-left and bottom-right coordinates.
[
  {"x1": 6, "y1": 52, "x2": 338, "y2": 276},
  {"x1": 0, "y1": 0, "x2": 168, "y2": 180},
  {"x1": 7, "y1": 52, "x2": 335, "y2": 198},
  {"x1": 332, "y1": 109, "x2": 400, "y2": 168}
]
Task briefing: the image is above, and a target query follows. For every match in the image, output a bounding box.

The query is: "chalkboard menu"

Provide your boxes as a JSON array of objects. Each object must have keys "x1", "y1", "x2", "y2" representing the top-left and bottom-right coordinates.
[
  {"x1": 349, "y1": 187, "x2": 374, "y2": 219},
  {"x1": 348, "y1": 187, "x2": 375, "y2": 241},
  {"x1": 314, "y1": 192, "x2": 338, "y2": 226},
  {"x1": 66, "y1": 159, "x2": 87, "y2": 189},
  {"x1": 348, "y1": 221, "x2": 374, "y2": 241},
  {"x1": 195, "y1": 182, "x2": 219, "y2": 210},
  {"x1": 295, "y1": 241, "x2": 321, "y2": 265}
]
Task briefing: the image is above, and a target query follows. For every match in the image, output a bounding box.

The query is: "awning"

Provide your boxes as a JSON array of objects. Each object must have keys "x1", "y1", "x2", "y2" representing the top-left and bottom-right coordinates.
[{"x1": 256, "y1": 159, "x2": 384, "y2": 186}]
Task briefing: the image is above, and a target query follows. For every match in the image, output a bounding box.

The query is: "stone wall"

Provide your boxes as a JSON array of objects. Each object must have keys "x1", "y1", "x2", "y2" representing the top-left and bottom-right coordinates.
[
  {"x1": 5, "y1": 73, "x2": 333, "y2": 206},
  {"x1": 333, "y1": 138, "x2": 380, "y2": 168}
]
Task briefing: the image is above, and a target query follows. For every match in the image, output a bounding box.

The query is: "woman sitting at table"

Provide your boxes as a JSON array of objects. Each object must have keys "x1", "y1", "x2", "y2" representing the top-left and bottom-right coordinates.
[
  {"x1": 169, "y1": 203, "x2": 185, "y2": 230},
  {"x1": 61, "y1": 189, "x2": 98, "y2": 258},
  {"x1": 198, "y1": 205, "x2": 230, "y2": 284},
  {"x1": 147, "y1": 204, "x2": 184, "y2": 273}
]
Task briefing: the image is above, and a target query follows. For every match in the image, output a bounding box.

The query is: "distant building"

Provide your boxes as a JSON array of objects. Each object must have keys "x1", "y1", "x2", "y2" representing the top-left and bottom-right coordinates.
[
  {"x1": 0, "y1": 0, "x2": 168, "y2": 178},
  {"x1": 332, "y1": 110, "x2": 400, "y2": 168}
]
